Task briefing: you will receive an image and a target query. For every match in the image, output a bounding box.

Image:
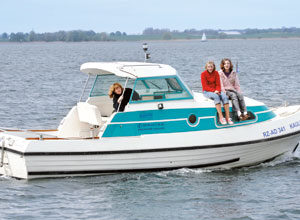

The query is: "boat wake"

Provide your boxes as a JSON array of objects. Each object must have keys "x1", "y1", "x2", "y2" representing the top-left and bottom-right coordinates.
[
  {"x1": 154, "y1": 168, "x2": 213, "y2": 178},
  {"x1": 0, "y1": 175, "x2": 13, "y2": 181}
]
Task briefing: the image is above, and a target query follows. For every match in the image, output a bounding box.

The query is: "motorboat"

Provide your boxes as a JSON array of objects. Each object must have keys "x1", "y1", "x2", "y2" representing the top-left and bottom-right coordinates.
[{"x1": 1, "y1": 62, "x2": 300, "y2": 179}]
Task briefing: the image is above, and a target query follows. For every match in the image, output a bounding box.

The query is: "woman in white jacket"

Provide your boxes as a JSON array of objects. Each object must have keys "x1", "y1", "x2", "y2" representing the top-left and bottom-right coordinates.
[{"x1": 219, "y1": 58, "x2": 249, "y2": 121}]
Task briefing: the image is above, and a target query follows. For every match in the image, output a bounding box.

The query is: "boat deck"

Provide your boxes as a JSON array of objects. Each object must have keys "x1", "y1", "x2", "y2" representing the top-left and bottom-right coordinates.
[
  {"x1": 0, "y1": 129, "x2": 101, "y2": 140},
  {"x1": 0, "y1": 129, "x2": 62, "y2": 140}
]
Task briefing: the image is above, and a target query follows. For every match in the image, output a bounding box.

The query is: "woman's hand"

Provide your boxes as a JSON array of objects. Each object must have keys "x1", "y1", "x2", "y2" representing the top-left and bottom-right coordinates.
[
  {"x1": 117, "y1": 96, "x2": 123, "y2": 103},
  {"x1": 214, "y1": 90, "x2": 220, "y2": 95}
]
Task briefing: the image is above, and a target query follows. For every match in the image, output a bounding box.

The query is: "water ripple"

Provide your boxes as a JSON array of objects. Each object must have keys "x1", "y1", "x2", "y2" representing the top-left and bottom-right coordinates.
[{"x1": 0, "y1": 39, "x2": 300, "y2": 219}]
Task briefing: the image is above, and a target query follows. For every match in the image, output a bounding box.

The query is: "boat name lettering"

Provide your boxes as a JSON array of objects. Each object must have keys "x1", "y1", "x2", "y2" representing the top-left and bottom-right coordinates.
[
  {"x1": 262, "y1": 126, "x2": 286, "y2": 138},
  {"x1": 289, "y1": 120, "x2": 300, "y2": 129},
  {"x1": 137, "y1": 122, "x2": 165, "y2": 131},
  {"x1": 139, "y1": 112, "x2": 153, "y2": 120}
]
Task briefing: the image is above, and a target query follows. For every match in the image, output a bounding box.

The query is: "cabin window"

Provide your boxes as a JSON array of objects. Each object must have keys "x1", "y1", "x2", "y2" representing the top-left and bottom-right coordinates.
[
  {"x1": 131, "y1": 77, "x2": 192, "y2": 102},
  {"x1": 89, "y1": 75, "x2": 135, "y2": 97}
]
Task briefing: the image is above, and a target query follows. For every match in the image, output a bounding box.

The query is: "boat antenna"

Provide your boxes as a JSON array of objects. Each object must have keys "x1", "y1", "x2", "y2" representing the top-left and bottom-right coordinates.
[{"x1": 142, "y1": 43, "x2": 150, "y2": 62}]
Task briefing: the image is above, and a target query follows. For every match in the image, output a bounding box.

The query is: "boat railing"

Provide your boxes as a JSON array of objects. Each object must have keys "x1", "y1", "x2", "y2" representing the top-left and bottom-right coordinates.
[{"x1": 0, "y1": 127, "x2": 57, "y2": 140}]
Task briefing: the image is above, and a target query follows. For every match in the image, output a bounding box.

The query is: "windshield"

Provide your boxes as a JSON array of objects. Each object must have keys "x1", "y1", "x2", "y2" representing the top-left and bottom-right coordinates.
[{"x1": 131, "y1": 77, "x2": 192, "y2": 102}]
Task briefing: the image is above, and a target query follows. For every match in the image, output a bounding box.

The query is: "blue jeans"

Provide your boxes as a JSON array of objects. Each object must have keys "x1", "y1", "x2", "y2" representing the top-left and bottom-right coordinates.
[{"x1": 203, "y1": 91, "x2": 229, "y2": 105}]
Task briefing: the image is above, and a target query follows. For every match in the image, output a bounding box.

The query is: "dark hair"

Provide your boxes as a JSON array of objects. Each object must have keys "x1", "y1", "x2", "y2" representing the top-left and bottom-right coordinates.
[{"x1": 220, "y1": 58, "x2": 233, "y2": 72}]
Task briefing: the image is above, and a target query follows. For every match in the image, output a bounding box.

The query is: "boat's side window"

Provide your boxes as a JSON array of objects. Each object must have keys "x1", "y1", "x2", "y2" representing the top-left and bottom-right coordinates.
[
  {"x1": 89, "y1": 75, "x2": 136, "y2": 97},
  {"x1": 131, "y1": 77, "x2": 192, "y2": 102}
]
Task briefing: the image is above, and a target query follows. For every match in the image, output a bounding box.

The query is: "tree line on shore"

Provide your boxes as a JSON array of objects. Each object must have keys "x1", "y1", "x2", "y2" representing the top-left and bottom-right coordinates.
[
  {"x1": 0, "y1": 30, "x2": 127, "y2": 42},
  {"x1": 1, "y1": 27, "x2": 300, "y2": 42}
]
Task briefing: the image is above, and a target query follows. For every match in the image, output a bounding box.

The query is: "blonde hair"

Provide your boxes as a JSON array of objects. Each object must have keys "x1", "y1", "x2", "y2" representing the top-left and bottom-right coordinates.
[
  {"x1": 108, "y1": 83, "x2": 123, "y2": 98},
  {"x1": 220, "y1": 58, "x2": 233, "y2": 72},
  {"x1": 205, "y1": 61, "x2": 216, "y2": 72}
]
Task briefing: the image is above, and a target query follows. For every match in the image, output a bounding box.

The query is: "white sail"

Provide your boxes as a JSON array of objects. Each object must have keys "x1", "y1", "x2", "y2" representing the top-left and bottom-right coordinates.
[{"x1": 201, "y1": 33, "x2": 207, "y2": 42}]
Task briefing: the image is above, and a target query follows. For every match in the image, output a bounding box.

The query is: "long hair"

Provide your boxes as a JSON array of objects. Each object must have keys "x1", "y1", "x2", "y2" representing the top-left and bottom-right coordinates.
[
  {"x1": 205, "y1": 61, "x2": 216, "y2": 72},
  {"x1": 108, "y1": 83, "x2": 123, "y2": 98},
  {"x1": 220, "y1": 58, "x2": 233, "y2": 72}
]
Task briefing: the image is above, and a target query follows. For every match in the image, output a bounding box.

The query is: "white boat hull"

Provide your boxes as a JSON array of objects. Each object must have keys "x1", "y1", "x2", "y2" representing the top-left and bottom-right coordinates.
[
  {"x1": 0, "y1": 133, "x2": 298, "y2": 179},
  {"x1": 1, "y1": 105, "x2": 300, "y2": 179}
]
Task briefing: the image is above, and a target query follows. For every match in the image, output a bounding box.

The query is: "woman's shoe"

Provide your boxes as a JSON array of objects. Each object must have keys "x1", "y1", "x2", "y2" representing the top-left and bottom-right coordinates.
[
  {"x1": 227, "y1": 118, "x2": 234, "y2": 125},
  {"x1": 219, "y1": 118, "x2": 227, "y2": 125}
]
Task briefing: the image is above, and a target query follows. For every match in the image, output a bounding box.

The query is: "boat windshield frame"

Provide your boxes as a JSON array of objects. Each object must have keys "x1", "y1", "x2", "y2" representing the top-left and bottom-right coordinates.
[
  {"x1": 88, "y1": 74, "x2": 136, "y2": 98},
  {"x1": 129, "y1": 75, "x2": 193, "y2": 103}
]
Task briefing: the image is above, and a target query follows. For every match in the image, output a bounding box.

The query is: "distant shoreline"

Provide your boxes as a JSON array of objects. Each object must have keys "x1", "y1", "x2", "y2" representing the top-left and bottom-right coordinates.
[
  {"x1": 1, "y1": 36, "x2": 300, "y2": 44},
  {"x1": 1, "y1": 27, "x2": 300, "y2": 42}
]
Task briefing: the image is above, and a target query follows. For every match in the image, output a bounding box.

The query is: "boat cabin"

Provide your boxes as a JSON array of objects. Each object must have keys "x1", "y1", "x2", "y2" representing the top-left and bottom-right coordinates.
[
  {"x1": 57, "y1": 62, "x2": 194, "y2": 138},
  {"x1": 56, "y1": 62, "x2": 273, "y2": 139}
]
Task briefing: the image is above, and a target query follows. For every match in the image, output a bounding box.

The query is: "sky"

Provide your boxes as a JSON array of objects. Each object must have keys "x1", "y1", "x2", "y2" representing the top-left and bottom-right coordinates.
[{"x1": 0, "y1": 0, "x2": 299, "y2": 34}]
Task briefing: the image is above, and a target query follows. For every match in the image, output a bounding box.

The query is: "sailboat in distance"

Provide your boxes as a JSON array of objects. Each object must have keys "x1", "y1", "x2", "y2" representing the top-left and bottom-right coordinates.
[{"x1": 201, "y1": 32, "x2": 207, "y2": 42}]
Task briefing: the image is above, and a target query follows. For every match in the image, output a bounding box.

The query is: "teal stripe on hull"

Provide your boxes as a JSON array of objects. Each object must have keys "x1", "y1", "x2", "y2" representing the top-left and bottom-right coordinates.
[
  {"x1": 102, "y1": 106, "x2": 275, "y2": 137},
  {"x1": 103, "y1": 118, "x2": 216, "y2": 137},
  {"x1": 111, "y1": 106, "x2": 270, "y2": 123}
]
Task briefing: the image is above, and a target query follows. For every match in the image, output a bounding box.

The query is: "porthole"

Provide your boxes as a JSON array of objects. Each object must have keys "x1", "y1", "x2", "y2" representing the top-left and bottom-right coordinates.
[{"x1": 188, "y1": 114, "x2": 196, "y2": 124}]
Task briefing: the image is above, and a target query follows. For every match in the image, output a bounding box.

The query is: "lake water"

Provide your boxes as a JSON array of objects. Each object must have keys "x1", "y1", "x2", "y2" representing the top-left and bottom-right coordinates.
[{"x1": 0, "y1": 39, "x2": 300, "y2": 219}]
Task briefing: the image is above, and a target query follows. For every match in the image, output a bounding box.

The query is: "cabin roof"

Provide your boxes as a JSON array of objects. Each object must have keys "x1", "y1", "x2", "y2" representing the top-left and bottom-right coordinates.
[{"x1": 80, "y1": 62, "x2": 177, "y2": 79}]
